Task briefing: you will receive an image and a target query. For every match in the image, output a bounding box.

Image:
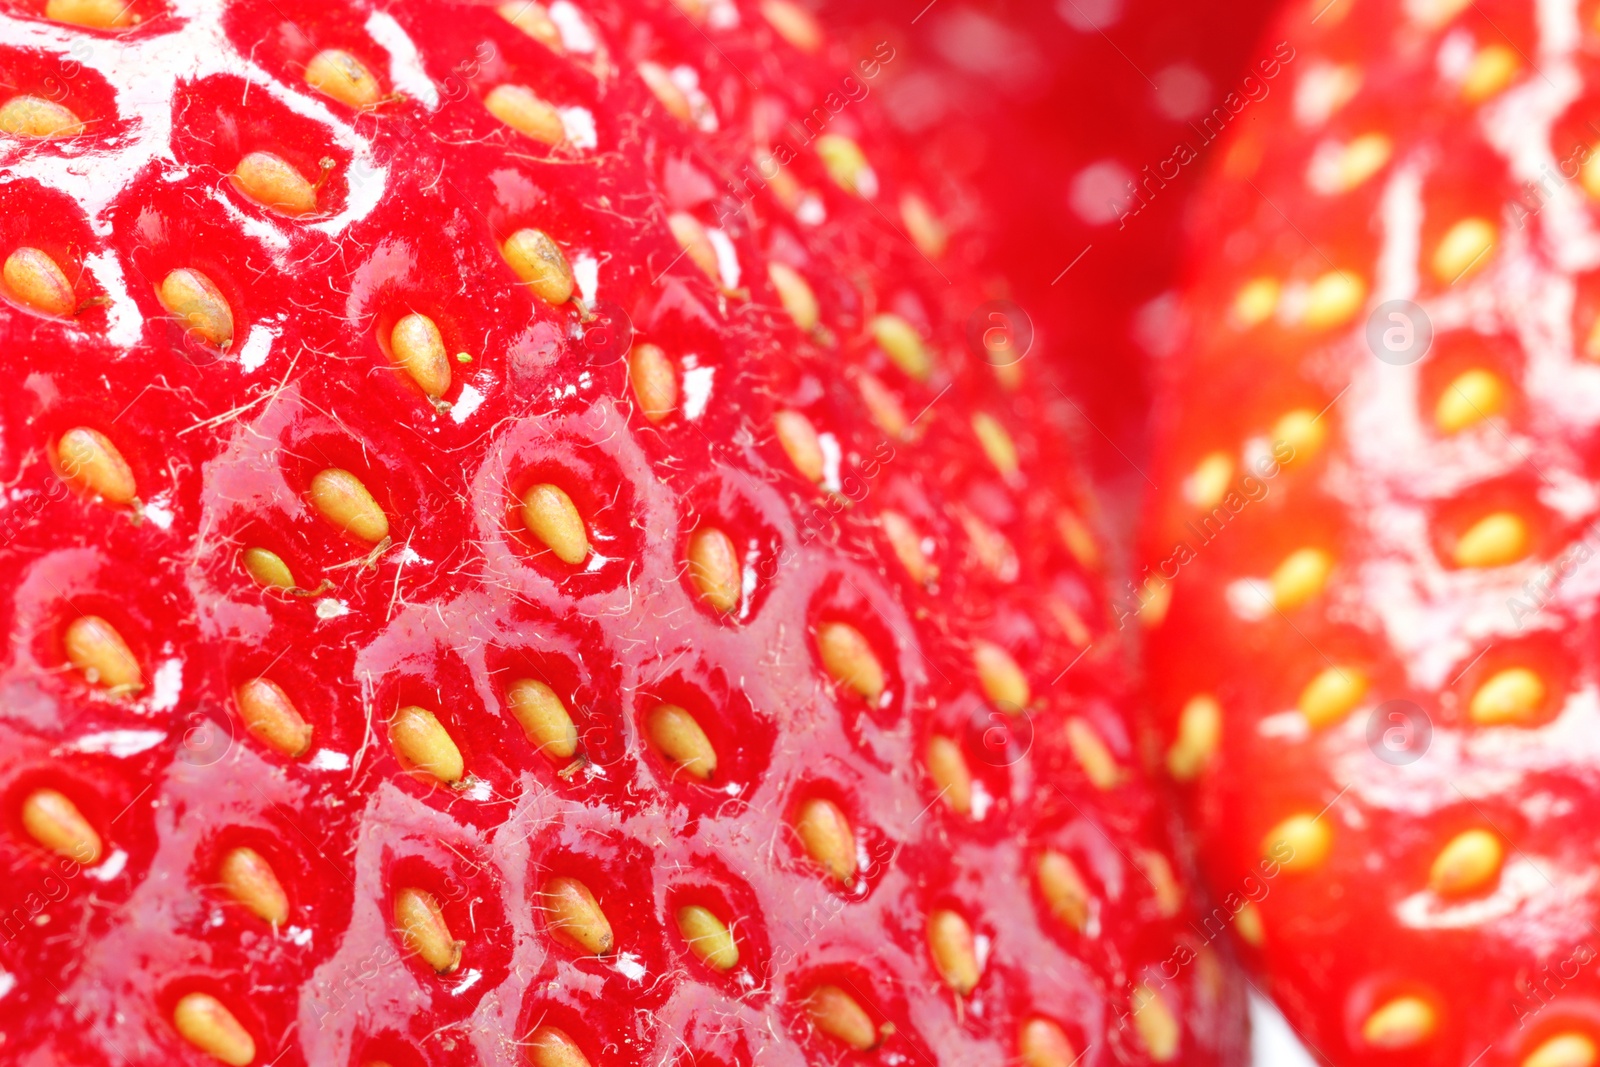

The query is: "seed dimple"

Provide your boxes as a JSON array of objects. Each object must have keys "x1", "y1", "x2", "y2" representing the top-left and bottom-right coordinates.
[
  {"x1": 1303, "y1": 271, "x2": 1366, "y2": 329},
  {"x1": 485, "y1": 83, "x2": 566, "y2": 145},
  {"x1": 508, "y1": 678, "x2": 578, "y2": 760},
  {"x1": 395, "y1": 886, "x2": 462, "y2": 973},
  {"x1": 542, "y1": 875, "x2": 614, "y2": 954},
  {"x1": 1166, "y1": 693, "x2": 1221, "y2": 781},
  {"x1": 668, "y1": 212, "x2": 721, "y2": 283},
  {"x1": 774, "y1": 409, "x2": 825, "y2": 483},
  {"x1": 870, "y1": 313, "x2": 931, "y2": 381},
  {"x1": 1453, "y1": 510, "x2": 1529, "y2": 568},
  {"x1": 528, "y1": 1027, "x2": 594, "y2": 1067},
  {"x1": 1433, "y1": 217, "x2": 1497, "y2": 283},
  {"x1": 1270, "y1": 547, "x2": 1333, "y2": 610},
  {"x1": 646, "y1": 702, "x2": 717, "y2": 779},
  {"x1": 57, "y1": 426, "x2": 137, "y2": 504},
  {"x1": 1019, "y1": 1017, "x2": 1076, "y2": 1067},
  {"x1": 1361, "y1": 996, "x2": 1436, "y2": 1049},
  {"x1": 928, "y1": 908, "x2": 980, "y2": 994},
  {"x1": 1066, "y1": 718, "x2": 1121, "y2": 790},
  {"x1": 1262, "y1": 812, "x2": 1332, "y2": 873},
  {"x1": 817, "y1": 621, "x2": 886, "y2": 702},
  {"x1": 806, "y1": 984, "x2": 878, "y2": 1050},
  {"x1": 172, "y1": 992, "x2": 256, "y2": 1067},
  {"x1": 309, "y1": 467, "x2": 390, "y2": 543},
  {"x1": 232, "y1": 151, "x2": 319, "y2": 216},
  {"x1": 521, "y1": 483, "x2": 590, "y2": 565},
  {"x1": 235, "y1": 678, "x2": 313, "y2": 758},
  {"x1": 242, "y1": 547, "x2": 296, "y2": 590},
  {"x1": 973, "y1": 640, "x2": 1029, "y2": 710},
  {"x1": 219, "y1": 846, "x2": 289, "y2": 925},
  {"x1": 21, "y1": 788, "x2": 102, "y2": 865},
  {"x1": 769, "y1": 262, "x2": 819, "y2": 331},
  {"x1": 686, "y1": 526, "x2": 741, "y2": 612},
  {"x1": 0, "y1": 95, "x2": 84, "y2": 137},
  {"x1": 638, "y1": 61, "x2": 693, "y2": 122},
  {"x1": 1132, "y1": 984, "x2": 1180, "y2": 1062},
  {"x1": 816, "y1": 133, "x2": 871, "y2": 196},
  {"x1": 498, "y1": 1, "x2": 564, "y2": 51},
  {"x1": 900, "y1": 192, "x2": 948, "y2": 259},
  {"x1": 158, "y1": 267, "x2": 234, "y2": 348},
  {"x1": 1470, "y1": 666, "x2": 1545, "y2": 725},
  {"x1": 1436, "y1": 368, "x2": 1504, "y2": 432},
  {"x1": 1298, "y1": 667, "x2": 1367, "y2": 728},
  {"x1": 64, "y1": 614, "x2": 141, "y2": 694},
  {"x1": 389, "y1": 312, "x2": 452, "y2": 399},
  {"x1": 676, "y1": 904, "x2": 740, "y2": 970},
  {"x1": 972, "y1": 412, "x2": 1019, "y2": 477},
  {"x1": 503, "y1": 228, "x2": 576, "y2": 305},
  {"x1": 305, "y1": 48, "x2": 382, "y2": 109},
  {"x1": 628, "y1": 342, "x2": 678, "y2": 422},
  {"x1": 760, "y1": 0, "x2": 823, "y2": 51},
  {"x1": 880, "y1": 510, "x2": 935, "y2": 585},
  {"x1": 1430, "y1": 828, "x2": 1504, "y2": 895},
  {"x1": 1037, "y1": 849, "x2": 1090, "y2": 930},
  {"x1": 1524, "y1": 1033, "x2": 1598, "y2": 1067},
  {"x1": 389, "y1": 705, "x2": 464, "y2": 785},
  {"x1": 927, "y1": 735, "x2": 972, "y2": 815},
  {"x1": 4, "y1": 247, "x2": 75, "y2": 316},
  {"x1": 794, "y1": 797, "x2": 857, "y2": 884}
]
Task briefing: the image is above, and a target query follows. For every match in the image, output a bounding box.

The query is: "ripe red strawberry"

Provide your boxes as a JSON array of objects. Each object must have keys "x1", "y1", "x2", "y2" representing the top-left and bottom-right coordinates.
[
  {"x1": 1143, "y1": 0, "x2": 1600, "y2": 1063},
  {"x1": 0, "y1": 1, "x2": 1246, "y2": 1064}
]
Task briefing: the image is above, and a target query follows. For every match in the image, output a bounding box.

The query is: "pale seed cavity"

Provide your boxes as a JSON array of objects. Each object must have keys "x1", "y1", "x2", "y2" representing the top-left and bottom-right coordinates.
[
  {"x1": 668, "y1": 211, "x2": 721, "y2": 283},
  {"x1": 900, "y1": 192, "x2": 948, "y2": 259},
  {"x1": 816, "y1": 621, "x2": 886, "y2": 703},
  {"x1": 503, "y1": 228, "x2": 576, "y2": 305},
  {"x1": 508, "y1": 678, "x2": 578, "y2": 760},
  {"x1": 1066, "y1": 718, "x2": 1121, "y2": 790},
  {"x1": 1166, "y1": 694, "x2": 1221, "y2": 781},
  {"x1": 64, "y1": 614, "x2": 141, "y2": 694},
  {"x1": 528, "y1": 1027, "x2": 593, "y2": 1067},
  {"x1": 1262, "y1": 812, "x2": 1332, "y2": 873},
  {"x1": 232, "y1": 151, "x2": 319, "y2": 216},
  {"x1": 485, "y1": 84, "x2": 566, "y2": 145},
  {"x1": 1362, "y1": 996, "x2": 1437, "y2": 1049},
  {"x1": 1437, "y1": 368, "x2": 1505, "y2": 432},
  {"x1": 768, "y1": 262, "x2": 819, "y2": 331},
  {"x1": 638, "y1": 61, "x2": 693, "y2": 122},
  {"x1": 646, "y1": 702, "x2": 717, "y2": 780},
  {"x1": 1299, "y1": 667, "x2": 1367, "y2": 729},
  {"x1": 389, "y1": 312, "x2": 452, "y2": 399},
  {"x1": 498, "y1": 2, "x2": 564, "y2": 51},
  {"x1": 928, "y1": 908, "x2": 980, "y2": 994},
  {"x1": 775, "y1": 409, "x2": 825, "y2": 483},
  {"x1": 973, "y1": 640, "x2": 1029, "y2": 710},
  {"x1": 521, "y1": 483, "x2": 589, "y2": 565},
  {"x1": 760, "y1": 0, "x2": 822, "y2": 51},
  {"x1": 4, "y1": 247, "x2": 75, "y2": 316},
  {"x1": 173, "y1": 992, "x2": 256, "y2": 1067},
  {"x1": 395, "y1": 886, "x2": 462, "y2": 973},
  {"x1": 0, "y1": 95, "x2": 84, "y2": 137},
  {"x1": 794, "y1": 796, "x2": 856, "y2": 884},
  {"x1": 927, "y1": 734, "x2": 972, "y2": 815},
  {"x1": 1453, "y1": 511, "x2": 1529, "y2": 568},
  {"x1": 309, "y1": 467, "x2": 390, "y2": 543},
  {"x1": 676, "y1": 904, "x2": 739, "y2": 971},
  {"x1": 816, "y1": 133, "x2": 871, "y2": 196},
  {"x1": 235, "y1": 677, "x2": 313, "y2": 758},
  {"x1": 542, "y1": 875, "x2": 613, "y2": 954},
  {"x1": 1038, "y1": 849, "x2": 1090, "y2": 931},
  {"x1": 389, "y1": 705, "x2": 465, "y2": 785},
  {"x1": 1132, "y1": 984, "x2": 1180, "y2": 1062},
  {"x1": 1470, "y1": 667, "x2": 1546, "y2": 725},
  {"x1": 1429, "y1": 828, "x2": 1504, "y2": 896},
  {"x1": 305, "y1": 48, "x2": 382, "y2": 109},
  {"x1": 1270, "y1": 547, "x2": 1333, "y2": 610},
  {"x1": 1524, "y1": 1034, "x2": 1599, "y2": 1067},
  {"x1": 1020, "y1": 1018, "x2": 1076, "y2": 1067},
  {"x1": 1433, "y1": 217, "x2": 1497, "y2": 283},
  {"x1": 870, "y1": 313, "x2": 931, "y2": 381},
  {"x1": 21, "y1": 788, "x2": 101, "y2": 864},
  {"x1": 628, "y1": 342, "x2": 677, "y2": 421},
  {"x1": 57, "y1": 426, "x2": 137, "y2": 504},
  {"x1": 242, "y1": 547, "x2": 296, "y2": 590},
  {"x1": 880, "y1": 509, "x2": 934, "y2": 585},
  {"x1": 219, "y1": 846, "x2": 289, "y2": 925},
  {"x1": 807, "y1": 984, "x2": 878, "y2": 1050},
  {"x1": 158, "y1": 267, "x2": 234, "y2": 347},
  {"x1": 686, "y1": 526, "x2": 741, "y2": 612}
]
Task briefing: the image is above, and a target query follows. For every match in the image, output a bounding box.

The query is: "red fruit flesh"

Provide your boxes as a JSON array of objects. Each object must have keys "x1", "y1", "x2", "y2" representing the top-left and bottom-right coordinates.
[
  {"x1": 0, "y1": 2, "x2": 1244, "y2": 1065},
  {"x1": 1145, "y1": 0, "x2": 1600, "y2": 1064}
]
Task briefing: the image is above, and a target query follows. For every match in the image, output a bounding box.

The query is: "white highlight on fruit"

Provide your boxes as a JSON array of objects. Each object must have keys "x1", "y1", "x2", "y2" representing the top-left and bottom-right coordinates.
[
  {"x1": 549, "y1": 1, "x2": 597, "y2": 52},
  {"x1": 67, "y1": 729, "x2": 166, "y2": 756},
  {"x1": 237, "y1": 324, "x2": 275, "y2": 373},
  {"x1": 559, "y1": 106, "x2": 597, "y2": 149},
  {"x1": 365, "y1": 11, "x2": 439, "y2": 108}
]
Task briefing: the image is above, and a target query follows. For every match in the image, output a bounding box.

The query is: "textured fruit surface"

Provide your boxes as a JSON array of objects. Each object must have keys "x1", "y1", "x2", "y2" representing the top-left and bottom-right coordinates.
[
  {"x1": 0, "y1": 1, "x2": 1245, "y2": 1065},
  {"x1": 1144, "y1": 0, "x2": 1600, "y2": 1064}
]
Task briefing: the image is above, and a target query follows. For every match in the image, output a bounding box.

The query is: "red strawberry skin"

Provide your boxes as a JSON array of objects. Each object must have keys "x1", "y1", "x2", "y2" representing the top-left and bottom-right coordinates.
[
  {"x1": 1144, "y1": 0, "x2": 1600, "y2": 1064},
  {"x1": 0, "y1": 1, "x2": 1245, "y2": 1064}
]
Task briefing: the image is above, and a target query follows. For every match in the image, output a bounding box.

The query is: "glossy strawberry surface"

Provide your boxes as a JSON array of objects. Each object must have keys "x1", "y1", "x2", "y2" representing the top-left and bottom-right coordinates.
[
  {"x1": 1144, "y1": 0, "x2": 1600, "y2": 1064},
  {"x1": 0, "y1": 1, "x2": 1246, "y2": 1064}
]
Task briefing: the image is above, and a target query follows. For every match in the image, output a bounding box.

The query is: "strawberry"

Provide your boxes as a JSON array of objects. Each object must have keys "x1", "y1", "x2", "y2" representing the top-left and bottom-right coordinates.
[
  {"x1": 1143, "y1": 0, "x2": 1600, "y2": 1064},
  {"x1": 0, "y1": 1, "x2": 1245, "y2": 1064}
]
